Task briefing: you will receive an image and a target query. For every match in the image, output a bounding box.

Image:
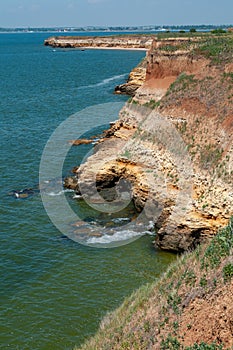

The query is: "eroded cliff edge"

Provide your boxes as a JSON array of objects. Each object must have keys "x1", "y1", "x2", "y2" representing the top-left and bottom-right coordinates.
[
  {"x1": 66, "y1": 34, "x2": 233, "y2": 252},
  {"x1": 44, "y1": 35, "x2": 153, "y2": 49}
]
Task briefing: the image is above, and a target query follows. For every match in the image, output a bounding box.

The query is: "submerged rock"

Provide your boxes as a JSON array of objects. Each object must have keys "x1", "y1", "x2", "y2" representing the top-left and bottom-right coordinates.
[
  {"x1": 68, "y1": 139, "x2": 93, "y2": 145},
  {"x1": 9, "y1": 188, "x2": 39, "y2": 199}
]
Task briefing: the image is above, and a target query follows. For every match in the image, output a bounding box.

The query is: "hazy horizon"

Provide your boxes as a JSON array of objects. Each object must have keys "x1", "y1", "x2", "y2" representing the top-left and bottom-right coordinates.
[
  {"x1": 0, "y1": 0, "x2": 232, "y2": 28},
  {"x1": 0, "y1": 24, "x2": 232, "y2": 30}
]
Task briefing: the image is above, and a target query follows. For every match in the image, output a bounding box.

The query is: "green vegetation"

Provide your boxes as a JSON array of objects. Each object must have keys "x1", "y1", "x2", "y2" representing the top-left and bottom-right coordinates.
[
  {"x1": 211, "y1": 28, "x2": 227, "y2": 34},
  {"x1": 120, "y1": 149, "x2": 132, "y2": 159},
  {"x1": 143, "y1": 99, "x2": 160, "y2": 109},
  {"x1": 223, "y1": 263, "x2": 233, "y2": 282},
  {"x1": 161, "y1": 335, "x2": 181, "y2": 349},
  {"x1": 193, "y1": 36, "x2": 233, "y2": 64},
  {"x1": 223, "y1": 71, "x2": 233, "y2": 81},
  {"x1": 156, "y1": 32, "x2": 233, "y2": 65},
  {"x1": 200, "y1": 145, "x2": 224, "y2": 169},
  {"x1": 157, "y1": 32, "x2": 206, "y2": 39},
  {"x1": 201, "y1": 220, "x2": 233, "y2": 270},
  {"x1": 131, "y1": 99, "x2": 139, "y2": 106},
  {"x1": 186, "y1": 344, "x2": 224, "y2": 350},
  {"x1": 158, "y1": 35, "x2": 232, "y2": 180},
  {"x1": 161, "y1": 338, "x2": 225, "y2": 350},
  {"x1": 166, "y1": 73, "x2": 197, "y2": 95},
  {"x1": 76, "y1": 218, "x2": 233, "y2": 350},
  {"x1": 157, "y1": 30, "x2": 232, "y2": 39}
]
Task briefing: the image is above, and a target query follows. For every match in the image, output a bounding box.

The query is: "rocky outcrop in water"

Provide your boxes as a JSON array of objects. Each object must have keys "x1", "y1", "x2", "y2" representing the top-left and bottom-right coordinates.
[{"x1": 114, "y1": 59, "x2": 147, "y2": 96}]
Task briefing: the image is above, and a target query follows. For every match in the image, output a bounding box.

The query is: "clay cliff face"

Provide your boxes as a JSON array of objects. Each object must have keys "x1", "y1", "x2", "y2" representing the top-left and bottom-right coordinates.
[{"x1": 65, "y1": 35, "x2": 233, "y2": 252}]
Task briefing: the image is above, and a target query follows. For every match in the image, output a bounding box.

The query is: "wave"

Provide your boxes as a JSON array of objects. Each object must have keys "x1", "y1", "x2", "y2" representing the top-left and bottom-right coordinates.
[
  {"x1": 73, "y1": 194, "x2": 82, "y2": 199},
  {"x1": 47, "y1": 189, "x2": 74, "y2": 196},
  {"x1": 112, "y1": 217, "x2": 130, "y2": 223},
  {"x1": 73, "y1": 220, "x2": 155, "y2": 245},
  {"x1": 86, "y1": 229, "x2": 145, "y2": 245},
  {"x1": 78, "y1": 73, "x2": 127, "y2": 90}
]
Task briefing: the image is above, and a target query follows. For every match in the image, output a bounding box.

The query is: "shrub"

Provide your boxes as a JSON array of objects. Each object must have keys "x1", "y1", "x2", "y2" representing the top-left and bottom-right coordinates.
[
  {"x1": 211, "y1": 28, "x2": 227, "y2": 34},
  {"x1": 222, "y1": 263, "x2": 233, "y2": 282},
  {"x1": 186, "y1": 342, "x2": 224, "y2": 349}
]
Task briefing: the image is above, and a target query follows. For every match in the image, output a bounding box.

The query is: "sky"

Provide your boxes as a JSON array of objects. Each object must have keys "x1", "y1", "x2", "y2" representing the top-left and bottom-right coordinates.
[{"x1": 0, "y1": 0, "x2": 233, "y2": 28}]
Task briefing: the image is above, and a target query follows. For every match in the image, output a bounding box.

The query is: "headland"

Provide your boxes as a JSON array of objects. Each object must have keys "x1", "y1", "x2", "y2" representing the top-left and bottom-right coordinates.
[
  {"x1": 45, "y1": 31, "x2": 233, "y2": 349},
  {"x1": 64, "y1": 32, "x2": 233, "y2": 252},
  {"x1": 44, "y1": 35, "x2": 154, "y2": 50}
]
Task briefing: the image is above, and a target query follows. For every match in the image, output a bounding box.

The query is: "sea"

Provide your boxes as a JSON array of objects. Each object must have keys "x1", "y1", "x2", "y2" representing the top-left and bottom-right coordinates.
[{"x1": 0, "y1": 32, "x2": 176, "y2": 350}]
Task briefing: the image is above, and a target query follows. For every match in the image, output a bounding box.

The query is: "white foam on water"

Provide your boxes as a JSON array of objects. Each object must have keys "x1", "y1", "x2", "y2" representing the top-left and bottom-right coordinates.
[
  {"x1": 73, "y1": 194, "x2": 82, "y2": 199},
  {"x1": 47, "y1": 189, "x2": 74, "y2": 196},
  {"x1": 79, "y1": 73, "x2": 127, "y2": 89},
  {"x1": 112, "y1": 217, "x2": 130, "y2": 223},
  {"x1": 86, "y1": 229, "x2": 145, "y2": 245}
]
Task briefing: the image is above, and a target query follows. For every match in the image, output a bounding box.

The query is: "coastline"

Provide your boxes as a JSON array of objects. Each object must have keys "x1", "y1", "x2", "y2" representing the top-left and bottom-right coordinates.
[
  {"x1": 72, "y1": 33, "x2": 233, "y2": 350},
  {"x1": 44, "y1": 35, "x2": 154, "y2": 50},
  {"x1": 76, "y1": 46, "x2": 147, "y2": 51},
  {"x1": 65, "y1": 33, "x2": 233, "y2": 252}
]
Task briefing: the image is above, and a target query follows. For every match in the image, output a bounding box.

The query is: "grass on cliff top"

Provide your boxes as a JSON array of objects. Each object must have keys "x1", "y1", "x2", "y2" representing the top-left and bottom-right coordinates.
[
  {"x1": 193, "y1": 35, "x2": 233, "y2": 64},
  {"x1": 75, "y1": 218, "x2": 233, "y2": 350},
  {"x1": 157, "y1": 32, "x2": 233, "y2": 65},
  {"x1": 157, "y1": 30, "x2": 232, "y2": 39}
]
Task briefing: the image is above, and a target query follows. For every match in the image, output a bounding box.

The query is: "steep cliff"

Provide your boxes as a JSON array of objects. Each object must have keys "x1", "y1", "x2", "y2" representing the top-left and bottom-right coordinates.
[
  {"x1": 145, "y1": 36, "x2": 233, "y2": 250},
  {"x1": 65, "y1": 34, "x2": 233, "y2": 252}
]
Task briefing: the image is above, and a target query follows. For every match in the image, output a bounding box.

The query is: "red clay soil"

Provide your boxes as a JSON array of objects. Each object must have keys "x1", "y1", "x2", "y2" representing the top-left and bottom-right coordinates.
[
  {"x1": 179, "y1": 280, "x2": 233, "y2": 349},
  {"x1": 144, "y1": 76, "x2": 177, "y2": 90}
]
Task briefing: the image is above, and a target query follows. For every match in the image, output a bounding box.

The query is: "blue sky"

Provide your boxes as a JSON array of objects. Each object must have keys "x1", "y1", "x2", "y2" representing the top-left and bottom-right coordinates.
[{"x1": 1, "y1": 0, "x2": 232, "y2": 28}]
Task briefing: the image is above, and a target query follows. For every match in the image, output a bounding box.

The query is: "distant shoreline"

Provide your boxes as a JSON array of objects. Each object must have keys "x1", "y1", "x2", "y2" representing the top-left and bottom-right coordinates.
[
  {"x1": 64, "y1": 46, "x2": 147, "y2": 51},
  {"x1": 44, "y1": 35, "x2": 154, "y2": 50},
  {"x1": 0, "y1": 24, "x2": 232, "y2": 34}
]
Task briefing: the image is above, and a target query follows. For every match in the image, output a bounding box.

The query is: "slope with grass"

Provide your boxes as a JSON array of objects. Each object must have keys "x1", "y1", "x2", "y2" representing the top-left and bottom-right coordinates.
[{"x1": 76, "y1": 218, "x2": 233, "y2": 350}]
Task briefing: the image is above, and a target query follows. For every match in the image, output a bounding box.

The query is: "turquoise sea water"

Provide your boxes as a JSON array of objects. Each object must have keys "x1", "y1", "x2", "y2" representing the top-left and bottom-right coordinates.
[{"x1": 0, "y1": 32, "x2": 176, "y2": 349}]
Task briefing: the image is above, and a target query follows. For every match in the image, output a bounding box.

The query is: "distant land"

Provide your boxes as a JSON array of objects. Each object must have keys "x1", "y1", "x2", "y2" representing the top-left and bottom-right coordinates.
[{"x1": 0, "y1": 24, "x2": 232, "y2": 33}]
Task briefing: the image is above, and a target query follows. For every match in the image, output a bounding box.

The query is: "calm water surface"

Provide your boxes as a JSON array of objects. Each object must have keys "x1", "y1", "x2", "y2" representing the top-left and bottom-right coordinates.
[{"x1": 0, "y1": 32, "x2": 176, "y2": 349}]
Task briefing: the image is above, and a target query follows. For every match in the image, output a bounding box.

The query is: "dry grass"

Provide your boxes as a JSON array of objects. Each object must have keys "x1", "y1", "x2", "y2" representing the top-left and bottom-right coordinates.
[{"x1": 75, "y1": 218, "x2": 233, "y2": 350}]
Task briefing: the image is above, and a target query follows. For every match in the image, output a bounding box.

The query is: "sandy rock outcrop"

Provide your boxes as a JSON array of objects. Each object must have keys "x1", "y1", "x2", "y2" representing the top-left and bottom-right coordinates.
[
  {"x1": 44, "y1": 35, "x2": 154, "y2": 49},
  {"x1": 114, "y1": 59, "x2": 147, "y2": 96}
]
